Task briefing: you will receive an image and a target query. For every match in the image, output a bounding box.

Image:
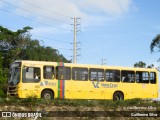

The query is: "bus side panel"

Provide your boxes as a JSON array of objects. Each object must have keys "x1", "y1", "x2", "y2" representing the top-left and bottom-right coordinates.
[
  {"x1": 104, "y1": 82, "x2": 120, "y2": 100},
  {"x1": 21, "y1": 83, "x2": 41, "y2": 98},
  {"x1": 121, "y1": 83, "x2": 142, "y2": 99},
  {"x1": 93, "y1": 81, "x2": 105, "y2": 99},
  {"x1": 142, "y1": 84, "x2": 158, "y2": 98},
  {"x1": 39, "y1": 80, "x2": 58, "y2": 98},
  {"x1": 63, "y1": 80, "x2": 72, "y2": 99},
  {"x1": 72, "y1": 81, "x2": 91, "y2": 99}
]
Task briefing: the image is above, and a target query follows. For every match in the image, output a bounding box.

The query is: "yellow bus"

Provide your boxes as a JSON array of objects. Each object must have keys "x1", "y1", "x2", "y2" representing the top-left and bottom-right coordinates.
[{"x1": 7, "y1": 60, "x2": 158, "y2": 100}]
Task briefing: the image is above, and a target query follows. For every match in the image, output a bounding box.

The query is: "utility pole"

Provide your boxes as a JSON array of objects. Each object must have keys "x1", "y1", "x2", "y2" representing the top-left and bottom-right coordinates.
[
  {"x1": 102, "y1": 59, "x2": 107, "y2": 65},
  {"x1": 72, "y1": 17, "x2": 80, "y2": 64},
  {"x1": 73, "y1": 17, "x2": 77, "y2": 64}
]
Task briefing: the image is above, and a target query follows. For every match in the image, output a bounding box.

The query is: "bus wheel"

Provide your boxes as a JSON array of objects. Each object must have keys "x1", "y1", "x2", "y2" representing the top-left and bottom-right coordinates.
[
  {"x1": 113, "y1": 92, "x2": 124, "y2": 101},
  {"x1": 41, "y1": 90, "x2": 54, "y2": 99}
]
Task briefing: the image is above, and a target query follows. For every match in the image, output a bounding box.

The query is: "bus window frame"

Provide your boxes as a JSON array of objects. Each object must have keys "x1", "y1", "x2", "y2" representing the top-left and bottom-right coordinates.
[
  {"x1": 43, "y1": 65, "x2": 55, "y2": 80},
  {"x1": 56, "y1": 66, "x2": 71, "y2": 80},
  {"x1": 72, "y1": 67, "x2": 88, "y2": 81},
  {"x1": 22, "y1": 67, "x2": 41, "y2": 83},
  {"x1": 121, "y1": 70, "x2": 135, "y2": 83},
  {"x1": 89, "y1": 68, "x2": 104, "y2": 82},
  {"x1": 150, "y1": 72, "x2": 156, "y2": 84},
  {"x1": 105, "y1": 69, "x2": 120, "y2": 82},
  {"x1": 136, "y1": 71, "x2": 149, "y2": 84}
]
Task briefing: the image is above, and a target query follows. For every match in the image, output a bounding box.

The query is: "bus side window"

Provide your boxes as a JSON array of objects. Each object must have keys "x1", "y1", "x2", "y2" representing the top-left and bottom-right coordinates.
[
  {"x1": 72, "y1": 67, "x2": 88, "y2": 81},
  {"x1": 150, "y1": 72, "x2": 156, "y2": 84},
  {"x1": 89, "y1": 68, "x2": 104, "y2": 81},
  {"x1": 56, "y1": 66, "x2": 71, "y2": 80},
  {"x1": 43, "y1": 66, "x2": 54, "y2": 79},
  {"x1": 121, "y1": 70, "x2": 135, "y2": 83},
  {"x1": 22, "y1": 67, "x2": 40, "y2": 83},
  {"x1": 105, "y1": 70, "x2": 120, "y2": 82},
  {"x1": 136, "y1": 71, "x2": 149, "y2": 83}
]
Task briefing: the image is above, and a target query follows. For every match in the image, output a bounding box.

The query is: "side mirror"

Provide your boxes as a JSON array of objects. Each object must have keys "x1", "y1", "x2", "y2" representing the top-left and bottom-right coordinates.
[{"x1": 23, "y1": 66, "x2": 29, "y2": 72}]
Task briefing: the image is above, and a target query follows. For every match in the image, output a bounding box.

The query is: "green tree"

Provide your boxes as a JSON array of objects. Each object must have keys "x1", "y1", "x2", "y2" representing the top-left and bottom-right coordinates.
[
  {"x1": 147, "y1": 64, "x2": 154, "y2": 68},
  {"x1": 0, "y1": 26, "x2": 33, "y2": 68},
  {"x1": 134, "y1": 61, "x2": 146, "y2": 68},
  {"x1": 0, "y1": 26, "x2": 70, "y2": 97},
  {"x1": 150, "y1": 34, "x2": 160, "y2": 52},
  {"x1": 134, "y1": 61, "x2": 154, "y2": 68},
  {"x1": 0, "y1": 26, "x2": 69, "y2": 68}
]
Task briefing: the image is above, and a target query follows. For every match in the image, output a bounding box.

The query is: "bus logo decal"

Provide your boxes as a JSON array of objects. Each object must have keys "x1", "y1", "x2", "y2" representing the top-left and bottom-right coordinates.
[
  {"x1": 40, "y1": 81, "x2": 56, "y2": 86},
  {"x1": 92, "y1": 82, "x2": 118, "y2": 88},
  {"x1": 92, "y1": 82, "x2": 100, "y2": 88},
  {"x1": 101, "y1": 83, "x2": 118, "y2": 88}
]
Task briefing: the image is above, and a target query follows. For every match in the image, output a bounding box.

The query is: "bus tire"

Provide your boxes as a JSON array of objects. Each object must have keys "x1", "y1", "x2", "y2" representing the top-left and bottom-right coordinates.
[
  {"x1": 41, "y1": 90, "x2": 54, "y2": 99},
  {"x1": 113, "y1": 92, "x2": 124, "y2": 101}
]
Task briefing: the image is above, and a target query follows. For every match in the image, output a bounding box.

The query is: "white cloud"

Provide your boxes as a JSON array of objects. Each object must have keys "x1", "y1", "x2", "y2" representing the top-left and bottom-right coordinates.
[
  {"x1": 13, "y1": 0, "x2": 135, "y2": 20},
  {"x1": 13, "y1": 0, "x2": 87, "y2": 20},
  {"x1": 75, "y1": 0, "x2": 133, "y2": 16},
  {"x1": 0, "y1": 1, "x2": 8, "y2": 8},
  {"x1": 4, "y1": 0, "x2": 136, "y2": 35}
]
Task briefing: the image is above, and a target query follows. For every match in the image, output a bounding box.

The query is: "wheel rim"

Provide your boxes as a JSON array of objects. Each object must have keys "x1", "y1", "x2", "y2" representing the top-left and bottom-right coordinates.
[
  {"x1": 44, "y1": 93, "x2": 51, "y2": 99},
  {"x1": 115, "y1": 95, "x2": 120, "y2": 100}
]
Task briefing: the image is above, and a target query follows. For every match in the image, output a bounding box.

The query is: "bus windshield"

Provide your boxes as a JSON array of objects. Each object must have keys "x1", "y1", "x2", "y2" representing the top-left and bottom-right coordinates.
[{"x1": 8, "y1": 64, "x2": 21, "y2": 86}]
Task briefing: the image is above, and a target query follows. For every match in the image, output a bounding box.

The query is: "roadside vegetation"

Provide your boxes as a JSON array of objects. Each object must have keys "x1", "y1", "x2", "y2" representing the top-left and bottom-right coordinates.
[
  {"x1": 0, "y1": 26, "x2": 70, "y2": 97},
  {"x1": 0, "y1": 97, "x2": 159, "y2": 109},
  {"x1": 0, "y1": 98, "x2": 159, "y2": 120}
]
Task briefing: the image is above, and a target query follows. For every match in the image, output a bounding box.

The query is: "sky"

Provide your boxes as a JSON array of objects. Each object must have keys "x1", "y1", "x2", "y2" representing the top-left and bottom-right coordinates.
[{"x1": 0, "y1": 0, "x2": 160, "y2": 67}]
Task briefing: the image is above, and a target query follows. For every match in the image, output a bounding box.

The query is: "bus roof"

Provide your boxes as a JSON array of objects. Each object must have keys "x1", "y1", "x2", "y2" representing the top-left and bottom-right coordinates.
[{"x1": 14, "y1": 60, "x2": 158, "y2": 72}]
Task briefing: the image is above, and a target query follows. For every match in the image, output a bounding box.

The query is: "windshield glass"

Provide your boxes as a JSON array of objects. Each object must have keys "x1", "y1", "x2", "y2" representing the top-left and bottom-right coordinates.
[{"x1": 8, "y1": 67, "x2": 21, "y2": 86}]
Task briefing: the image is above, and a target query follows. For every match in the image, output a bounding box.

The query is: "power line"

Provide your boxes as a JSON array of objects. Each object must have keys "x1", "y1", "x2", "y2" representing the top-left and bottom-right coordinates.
[
  {"x1": 0, "y1": 8, "x2": 71, "y2": 31},
  {"x1": 76, "y1": 35, "x2": 90, "y2": 63},
  {"x1": 0, "y1": 24, "x2": 72, "y2": 45},
  {"x1": 20, "y1": 0, "x2": 71, "y2": 19},
  {"x1": 32, "y1": 34, "x2": 71, "y2": 44},
  {"x1": 76, "y1": 35, "x2": 89, "y2": 63},
  {"x1": 77, "y1": 31, "x2": 100, "y2": 64},
  {"x1": 0, "y1": 0, "x2": 71, "y2": 25},
  {"x1": 0, "y1": 24, "x2": 72, "y2": 52},
  {"x1": 78, "y1": 54, "x2": 87, "y2": 64},
  {"x1": 55, "y1": 48, "x2": 72, "y2": 51}
]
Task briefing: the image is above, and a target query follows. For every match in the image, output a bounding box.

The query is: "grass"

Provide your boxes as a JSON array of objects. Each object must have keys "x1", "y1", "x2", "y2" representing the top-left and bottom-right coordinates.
[
  {"x1": 0, "y1": 97, "x2": 159, "y2": 108},
  {"x1": 0, "y1": 98, "x2": 159, "y2": 119}
]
